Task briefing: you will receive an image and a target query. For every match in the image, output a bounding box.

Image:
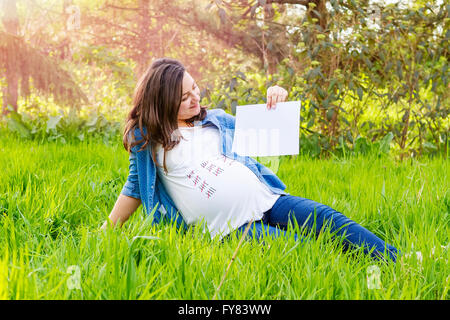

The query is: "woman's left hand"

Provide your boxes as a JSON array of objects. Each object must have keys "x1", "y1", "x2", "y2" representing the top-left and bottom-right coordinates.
[{"x1": 266, "y1": 85, "x2": 288, "y2": 110}]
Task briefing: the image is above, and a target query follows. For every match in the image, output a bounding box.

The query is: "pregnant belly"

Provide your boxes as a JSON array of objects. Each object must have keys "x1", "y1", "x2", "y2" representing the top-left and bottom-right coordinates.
[{"x1": 169, "y1": 155, "x2": 267, "y2": 224}]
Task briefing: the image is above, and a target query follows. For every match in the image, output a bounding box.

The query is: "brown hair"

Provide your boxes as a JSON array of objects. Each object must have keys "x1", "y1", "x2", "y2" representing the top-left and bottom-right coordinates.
[{"x1": 123, "y1": 57, "x2": 208, "y2": 174}]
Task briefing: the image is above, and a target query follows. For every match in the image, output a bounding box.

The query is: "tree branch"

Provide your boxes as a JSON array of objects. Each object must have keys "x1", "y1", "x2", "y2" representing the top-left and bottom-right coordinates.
[
  {"x1": 268, "y1": 0, "x2": 310, "y2": 6},
  {"x1": 101, "y1": 4, "x2": 140, "y2": 11}
]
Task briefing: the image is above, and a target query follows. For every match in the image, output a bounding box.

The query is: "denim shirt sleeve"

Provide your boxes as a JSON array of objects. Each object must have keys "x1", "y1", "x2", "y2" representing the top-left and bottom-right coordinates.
[
  {"x1": 120, "y1": 148, "x2": 141, "y2": 200},
  {"x1": 215, "y1": 108, "x2": 235, "y2": 129}
]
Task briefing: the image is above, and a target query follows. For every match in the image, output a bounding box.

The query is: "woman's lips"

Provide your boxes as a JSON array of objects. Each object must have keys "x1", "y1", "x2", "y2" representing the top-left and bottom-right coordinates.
[{"x1": 190, "y1": 103, "x2": 200, "y2": 108}]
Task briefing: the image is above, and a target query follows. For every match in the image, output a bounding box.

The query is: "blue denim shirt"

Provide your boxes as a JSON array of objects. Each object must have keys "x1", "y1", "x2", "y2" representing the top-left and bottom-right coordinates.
[{"x1": 120, "y1": 108, "x2": 290, "y2": 229}]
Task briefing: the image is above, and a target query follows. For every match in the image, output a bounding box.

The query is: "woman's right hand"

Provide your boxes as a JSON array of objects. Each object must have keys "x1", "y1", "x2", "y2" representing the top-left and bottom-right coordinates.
[{"x1": 101, "y1": 194, "x2": 142, "y2": 230}]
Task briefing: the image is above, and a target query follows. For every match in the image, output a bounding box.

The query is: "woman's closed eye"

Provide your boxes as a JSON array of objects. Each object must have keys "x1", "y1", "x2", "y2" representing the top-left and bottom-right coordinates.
[{"x1": 182, "y1": 84, "x2": 198, "y2": 101}]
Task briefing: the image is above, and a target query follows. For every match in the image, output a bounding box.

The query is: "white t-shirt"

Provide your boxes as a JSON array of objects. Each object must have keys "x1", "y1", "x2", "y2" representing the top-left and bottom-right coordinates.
[{"x1": 154, "y1": 124, "x2": 281, "y2": 239}]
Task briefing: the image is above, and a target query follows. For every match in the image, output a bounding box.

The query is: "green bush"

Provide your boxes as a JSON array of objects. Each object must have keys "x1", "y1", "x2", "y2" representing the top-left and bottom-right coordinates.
[{"x1": 3, "y1": 105, "x2": 122, "y2": 146}]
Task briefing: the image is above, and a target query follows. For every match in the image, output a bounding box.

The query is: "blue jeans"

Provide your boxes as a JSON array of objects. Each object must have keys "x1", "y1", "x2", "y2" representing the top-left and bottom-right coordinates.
[{"x1": 235, "y1": 194, "x2": 399, "y2": 262}]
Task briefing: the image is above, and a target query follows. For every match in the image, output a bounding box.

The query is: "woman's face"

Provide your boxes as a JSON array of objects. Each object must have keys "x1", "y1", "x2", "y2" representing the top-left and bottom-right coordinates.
[{"x1": 177, "y1": 71, "x2": 201, "y2": 123}]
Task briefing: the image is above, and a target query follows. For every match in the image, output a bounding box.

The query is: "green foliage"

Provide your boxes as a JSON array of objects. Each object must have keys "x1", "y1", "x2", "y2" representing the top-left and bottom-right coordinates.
[
  {"x1": 2, "y1": 0, "x2": 448, "y2": 161},
  {"x1": 200, "y1": 66, "x2": 447, "y2": 159},
  {"x1": 201, "y1": 71, "x2": 269, "y2": 114},
  {"x1": 208, "y1": 0, "x2": 449, "y2": 159},
  {"x1": 3, "y1": 105, "x2": 121, "y2": 146},
  {"x1": 72, "y1": 45, "x2": 136, "y2": 94}
]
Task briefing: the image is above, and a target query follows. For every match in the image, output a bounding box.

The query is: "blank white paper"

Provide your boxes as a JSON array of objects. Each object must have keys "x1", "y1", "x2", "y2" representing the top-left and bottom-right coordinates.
[{"x1": 231, "y1": 101, "x2": 300, "y2": 157}]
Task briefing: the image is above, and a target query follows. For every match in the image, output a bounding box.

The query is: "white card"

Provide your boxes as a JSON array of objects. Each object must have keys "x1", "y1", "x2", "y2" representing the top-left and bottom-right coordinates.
[{"x1": 231, "y1": 101, "x2": 300, "y2": 156}]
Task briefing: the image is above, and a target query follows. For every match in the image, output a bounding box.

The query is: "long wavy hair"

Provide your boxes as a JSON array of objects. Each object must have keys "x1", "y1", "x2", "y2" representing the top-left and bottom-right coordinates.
[{"x1": 123, "y1": 57, "x2": 208, "y2": 174}]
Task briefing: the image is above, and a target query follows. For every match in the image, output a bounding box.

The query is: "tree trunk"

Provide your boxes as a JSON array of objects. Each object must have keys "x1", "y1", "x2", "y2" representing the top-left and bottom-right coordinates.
[
  {"x1": 263, "y1": 4, "x2": 279, "y2": 76},
  {"x1": 307, "y1": 0, "x2": 340, "y2": 146},
  {"x1": 2, "y1": 0, "x2": 19, "y2": 116},
  {"x1": 136, "y1": 0, "x2": 151, "y2": 78},
  {"x1": 61, "y1": 0, "x2": 77, "y2": 61}
]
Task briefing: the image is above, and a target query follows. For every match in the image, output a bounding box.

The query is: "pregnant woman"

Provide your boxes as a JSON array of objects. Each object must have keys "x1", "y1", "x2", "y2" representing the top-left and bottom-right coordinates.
[{"x1": 101, "y1": 57, "x2": 399, "y2": 263}]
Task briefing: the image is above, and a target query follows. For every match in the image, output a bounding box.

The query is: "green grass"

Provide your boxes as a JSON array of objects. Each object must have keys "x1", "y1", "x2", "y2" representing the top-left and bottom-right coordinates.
[{"x1": 0, "y1": 129, "x2": 448, "y2": 300}]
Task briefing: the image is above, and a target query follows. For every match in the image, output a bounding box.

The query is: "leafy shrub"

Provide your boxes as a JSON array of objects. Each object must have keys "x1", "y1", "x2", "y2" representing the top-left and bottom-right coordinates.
[{"x1": 3, "y1": 105, "x2": 122, "y2": 145}]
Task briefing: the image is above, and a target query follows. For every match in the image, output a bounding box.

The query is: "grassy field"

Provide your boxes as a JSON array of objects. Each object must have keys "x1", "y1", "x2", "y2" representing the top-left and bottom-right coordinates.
[{"x1": 0, "y1": 130, "x2": 448, "y2": 300}]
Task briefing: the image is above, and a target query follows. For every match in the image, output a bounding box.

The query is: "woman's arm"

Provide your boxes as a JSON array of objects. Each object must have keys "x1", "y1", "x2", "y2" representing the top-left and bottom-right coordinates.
[{"x1": 101, "y1": 194, "x2": 142, "y2": 229}]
